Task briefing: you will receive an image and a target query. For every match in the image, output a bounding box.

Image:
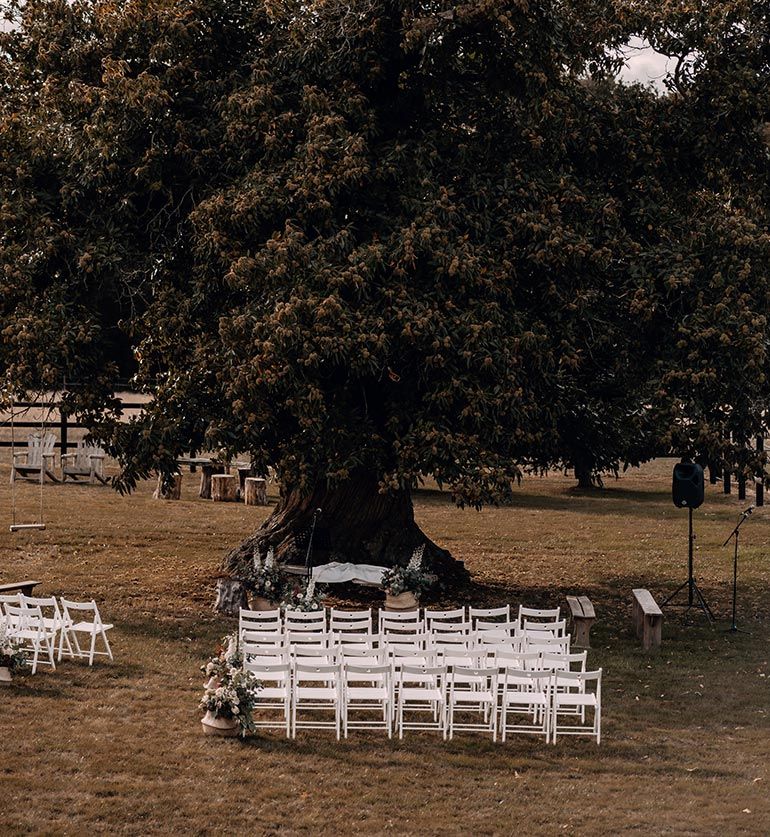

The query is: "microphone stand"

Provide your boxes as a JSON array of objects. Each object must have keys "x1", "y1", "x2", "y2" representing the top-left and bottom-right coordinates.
[
  {"x1": 722, "y1": 507, "x2": 753, "y2": 634},
  {"x1": 304, "y1": 509, "x2": 321, "y2": 578}
]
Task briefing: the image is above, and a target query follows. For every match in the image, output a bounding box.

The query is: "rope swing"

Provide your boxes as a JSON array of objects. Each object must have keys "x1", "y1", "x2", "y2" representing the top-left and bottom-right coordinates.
[{"x1": 8, "y1": 390, "x2": 50, "y2": 533}]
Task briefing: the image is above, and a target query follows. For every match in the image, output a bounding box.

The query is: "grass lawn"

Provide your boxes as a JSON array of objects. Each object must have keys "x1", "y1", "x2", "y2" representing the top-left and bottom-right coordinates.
[{"x1": 1, "y1": 458, "x2": 768, "y2": 835}]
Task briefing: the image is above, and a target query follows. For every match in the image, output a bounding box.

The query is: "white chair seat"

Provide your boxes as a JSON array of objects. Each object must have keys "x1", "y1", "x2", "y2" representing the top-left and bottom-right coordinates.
[
  {"x1": 400, "y1": 686, "x2": 442, "y2": 702},
  {"x1": 69, "y1": 620, "x2": 113, "y2": 632},
  {"x1": 296, "y1": 685, "x2": 337, "y2": 700},
  {"x1": 347, "y1": 685, "x2": 389, "y2": 700},
  {"x1": 554, "y1": 693, "x2": 597, "y2": 708}
]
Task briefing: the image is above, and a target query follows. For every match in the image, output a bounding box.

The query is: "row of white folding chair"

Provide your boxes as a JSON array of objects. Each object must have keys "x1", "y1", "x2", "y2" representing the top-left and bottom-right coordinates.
[
  {"x1": 238, "y1": 604, "x2": 562, "y2": 638},
  {"x1": 0, "y1": 594, "x2": 113, "y2": 666}
]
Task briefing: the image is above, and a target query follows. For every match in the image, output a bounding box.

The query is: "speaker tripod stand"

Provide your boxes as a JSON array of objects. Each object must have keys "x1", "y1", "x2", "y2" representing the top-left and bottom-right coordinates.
[{"x1": 662, "y1": 507, "x2": 715, "y2": 622}]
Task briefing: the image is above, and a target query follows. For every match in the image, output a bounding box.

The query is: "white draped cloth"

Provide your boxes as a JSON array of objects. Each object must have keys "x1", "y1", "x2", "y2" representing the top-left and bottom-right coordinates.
[{"x1": 311, "y1": 562, "x2": 385, "y2": 587}]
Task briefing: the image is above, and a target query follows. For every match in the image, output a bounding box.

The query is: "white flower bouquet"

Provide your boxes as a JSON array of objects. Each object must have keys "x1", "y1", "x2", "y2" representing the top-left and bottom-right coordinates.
[
  {"x1": 244, "y1": 547, "x2": 286, "y2": 600},
  {"x1": 381, "y1": 544, "x2": 431, "y2": 598},
  {"x1": 0, "y1": 624, "x2": 27, "y2": 672},
  {"x1": 282, "y1": 576, "x2": 325, "y2": 612}
]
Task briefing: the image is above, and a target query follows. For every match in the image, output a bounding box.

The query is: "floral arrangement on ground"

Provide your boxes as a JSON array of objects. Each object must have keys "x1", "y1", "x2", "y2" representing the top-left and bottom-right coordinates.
[
  {"x1": 381, "y1": 544, "x2": 431, "y2": 598},
  {"x1": 199, "y1": 633, "x2": 261, "y2": 736}
]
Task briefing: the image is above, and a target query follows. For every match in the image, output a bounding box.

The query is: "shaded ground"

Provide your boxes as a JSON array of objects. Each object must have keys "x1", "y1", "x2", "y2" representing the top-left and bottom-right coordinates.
[{"x1": 1, "y1": 458, "x2": 768, "y2": 835}]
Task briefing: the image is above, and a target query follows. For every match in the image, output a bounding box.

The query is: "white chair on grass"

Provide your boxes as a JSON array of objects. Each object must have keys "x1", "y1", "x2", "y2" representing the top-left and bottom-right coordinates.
[
  {"x1": 342, "y1": 663, "x2": 394, "y2": 738},
  {"x1": 396, "y1": 664, "x2": 448, "y2": 739},
  {"x1": 424, "y1": 608, "x2": 466, "y2": 629},
  {"x1": 469, "y1": 605, "x2": 510, "y2": 627},
  {"x1": 239, "y1": 608, "x2": 282, "y2": 639},
  {"x1": 377, "y1": 609, "x2": 422, "y2": 630},
  {"x1": 551, "y1": 669, "x2": 602, "y2": 744},
  {"x1": 5, "y1": 604, "x2": 57, "y2": 674},
  {"x1": 243, "y1": 660, "x2": 292, "y2": 737},
  {"x1": 21, "y1": 595, "x2": 72, "y2": 660},
  {"x1": 285, "y1": 610, "x2": 327, "y2": 633},
  {"x1": 521, "y1": 618, "x2": 567, "y2": 638},
  {"x1": 291, "y1": 662, "x2": 342, "y2": 739},
  {"x1": 446, "y1": 666, "x2": 499, "y2": 741},
  {"x1": 518, "y1": 605, "x2": 560, "y2": 625},
  {"x1": 500, "y1": 668, "x2": 551, "y2": 742},
  {"x1": 330, "y1": 608, "x2": 373, "y2": 634},
  {"x1": 60, "y1": 599, "x2": 113, "y2": 665}
]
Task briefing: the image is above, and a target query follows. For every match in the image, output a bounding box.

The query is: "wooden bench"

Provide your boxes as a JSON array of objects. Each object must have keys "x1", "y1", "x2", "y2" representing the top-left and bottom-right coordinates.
[
  {"x1": 566, "y1": 595, "x2": 596, "y2": 647},
  {"x1": 0, "y1": 580, "x2": 41, "y2": 597},
  {"x1": 632, "y1": 588, "x2": 663, "y2": 650}
]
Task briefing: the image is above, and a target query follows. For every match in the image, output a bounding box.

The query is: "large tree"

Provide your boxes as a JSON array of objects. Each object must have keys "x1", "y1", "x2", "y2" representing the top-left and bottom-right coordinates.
[{"x1": 2, "y1": 0, "x2": 770, "y2": 602}]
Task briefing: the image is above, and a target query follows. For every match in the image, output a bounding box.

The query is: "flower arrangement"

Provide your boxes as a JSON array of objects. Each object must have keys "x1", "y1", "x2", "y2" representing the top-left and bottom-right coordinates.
[
  {"x1": 0, "y1": 625, "x2": 27, "y2": 672},
  {"x1": 244, "y1": 547, "x2": 285, "y2": 601},
  {"x1": 198, "y1": 669, "x2": 262, "y2": 736},
  {"x1": 199, "y1": 634, "x2": 261, "y2": 736},
  {"x1": 381, "y1": 544, "x2": 431, "y2": 598},
  {"x1": 282, "y1": 576, "x2": 325, "y2": 612},
  {"x1": 200, "y1": 633, "x2": 241, "y2": 687}
]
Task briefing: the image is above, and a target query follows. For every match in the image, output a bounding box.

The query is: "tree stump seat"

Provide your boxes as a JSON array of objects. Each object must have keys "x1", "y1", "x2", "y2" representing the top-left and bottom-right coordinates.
[
  {"x1": 632, "y1": 588, "x2": 663, "y2": 650},
  {"x1": 566, "y1": 595, "x2": 596, "y2": 647},
  {"x1": 244, "y1": 477, "x2": 268, "y2": 506},
  {"x1": 211, "y1": 473, "x2": 238, "y2": 502}
]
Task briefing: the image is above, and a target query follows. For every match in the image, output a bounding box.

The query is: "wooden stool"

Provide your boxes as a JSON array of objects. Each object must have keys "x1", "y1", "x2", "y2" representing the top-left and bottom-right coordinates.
[
  {"x1": 211, "y1": 473, "x2": 238, "y2": 502},
  {"x1": 244, "y1": 477, "x2": 268, "y2": 506}
]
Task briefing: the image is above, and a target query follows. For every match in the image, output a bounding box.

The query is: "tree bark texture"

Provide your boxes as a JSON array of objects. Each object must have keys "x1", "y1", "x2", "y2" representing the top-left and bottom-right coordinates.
[
  {"x1": 244, "y1": 477, "x2": 268, "y2": 506},
  {"x1": 199, "y1": 464, "x2": 225, "y2": 499},
  {"x1": 153, "y1": 473, "x2": 182, "y2": 500},
  {"x1": 219, "y1": 471, "x2": 467, "y2": 608},
  {"x1": 211, "y1": 474, "x2": 238, "y2": 502}
]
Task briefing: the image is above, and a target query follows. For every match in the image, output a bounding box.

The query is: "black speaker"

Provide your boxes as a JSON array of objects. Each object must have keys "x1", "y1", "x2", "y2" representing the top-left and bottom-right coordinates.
[{"x1": 672, "y1": 463, "x2": 705, "y2": 509}]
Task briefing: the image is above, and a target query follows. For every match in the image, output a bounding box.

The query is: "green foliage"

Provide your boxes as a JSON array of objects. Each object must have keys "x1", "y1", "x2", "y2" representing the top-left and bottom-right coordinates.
[{"x1": 1, "y1": 0, "x2": 769, "y2": 501}]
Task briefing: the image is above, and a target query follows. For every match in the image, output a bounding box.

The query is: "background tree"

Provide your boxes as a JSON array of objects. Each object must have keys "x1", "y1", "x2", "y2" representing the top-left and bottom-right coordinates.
[{"x1": 2, "y1": 0, "x2": 769, "y2": 604}]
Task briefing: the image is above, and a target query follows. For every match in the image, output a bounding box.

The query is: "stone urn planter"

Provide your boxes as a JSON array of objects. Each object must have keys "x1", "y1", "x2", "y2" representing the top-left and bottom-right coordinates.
[
  {"x1": 384, "y1": 591, "x2": 419, "y2": 612},
  {"x1": 201, "y1": 710, "x2": 240, "y2": 737},
  {"x1": 250, "y1": 595, "x2": 278, "y2": 612},
  {"x1": 0, "y1": 665, "x2": 12, "y2": 686}
]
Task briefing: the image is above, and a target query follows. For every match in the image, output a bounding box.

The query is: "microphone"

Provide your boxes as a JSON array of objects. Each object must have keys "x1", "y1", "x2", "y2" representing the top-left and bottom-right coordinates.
[{"x1": 742, "y1": 506, "x2": 755, "y2": 516}]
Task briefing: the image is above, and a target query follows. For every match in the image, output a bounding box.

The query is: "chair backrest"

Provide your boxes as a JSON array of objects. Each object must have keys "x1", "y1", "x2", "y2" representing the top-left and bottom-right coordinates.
[
  {"x1": 449, "y1": 665, "x2": 497, "y2": 689},
  {"x1": 518, "y1": 605, "x2": 560, "y2": 622},
  {"x1": 553, "y1": 668, "x2": 601, "y2": 692},
  {"x1": 242, "y1": 636, "x2": 285, "y2": 656},
  {"x1": 469, "y1": 605, "x2": 511, "y2": 626},
  {"x1": 239, "y1": 608, "x2": 282, "y2": 635},
  {"x1": 378, "y1": 609, "x2": 421, "y2": 626},
  {"x1": 501, "y1": 667, "x2": 551, "y2": 690},
  {"x1": 21, "y1": 595, "x2": 63, "y2": 626},
  {"x1": 389, "y1": 647, "x2": 436, "y2": 667},
  {"x1": 0, "y1": 593, "x2": 23, "y2": 612},
  {"x1": 424, "y1": 607, "x2": 466, "y2": 626},
  {"x1": 398, "y1": 663, "x2": 447, "y2": 687},
  {"x1": 290, "y1": 644, "x2": 338, "y2": 661},
  {"x1": 286, "y1": 630, "x2": 332, "y2": 648},
  {"x1": 242, "y1": 660, "x2": 291, "y2": 683},
  {"x1": 339, "y1": 646, "x2": 387, "y2": 663},
  {"x1": 475, "y1": 620, "x2": 519, "y2": 635},
  {"x1": 70, "y1": 439, "x2": 106, "y2": 469},
  {"x1": 61, "y1": 598, "x2": 103, "y2": 627},
  {"x1": 293, "y1": 661, "x2": 341, "y2": 682},
  {"x1": 241, "y1": 649, "x2": 288, "y2": 666},
  {"x1": 440, "y1": 649, "x2": 486, "y2": 669},
  {"x1": 25, "y1": 433, "x2": 56, "y2": 466},
  {"x1": 329, "y1": 618, "x2": 372, "y2": 634},
  {"x1": 285, "y1": 610, "x2": 327, "y2": 631},
  {"x1": 334, "y1": 631, "x2": 380, "y2": 649},
  {"x1": 429, "y1": 620, "x2": 472, "y2": 635},
  {"x1": 541, "y1": 651, "x2": 587, "y2": 672},
  {"x1": 343, "y1": 662, "x2": 391, "y2": 685},
  {"x1": 521, "y1": 618, "x2": 567, "y2": 637},
  {"x1": 6, "y1": 602, "x2": 44, "y2": 632},
  {"x1": 494, "y1": 650, "x2": 544, "y2": 670},
  {"x1": 380, "y1": 618, "x2": 423, "y2": 635},
  {"x1": 381, "y1": 633, "x2": 425, "y2": 652},
  {"x1": 330, "y1": 608, "x2": 373, "y2": 633},
  {"x1": 524, "y1": 635, "x2": 570, "y2": 655}
]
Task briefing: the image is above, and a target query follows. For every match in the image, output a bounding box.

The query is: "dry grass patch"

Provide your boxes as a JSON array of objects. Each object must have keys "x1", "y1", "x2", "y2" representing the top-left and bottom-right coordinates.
[{"x1": 1, "y1": 458, "x2": 769, "y2": 835}]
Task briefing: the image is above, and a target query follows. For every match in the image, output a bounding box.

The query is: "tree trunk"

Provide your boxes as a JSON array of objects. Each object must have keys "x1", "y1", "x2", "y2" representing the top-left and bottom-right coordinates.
[
  {"x1": 218, "y1": 470, "x2": 467, "y2": 610},
  {"x1": 153, "y1": 473, "x2": 182, "y2": 500},
  {"x1": 574, "y1": 464, "x2": 594, "y2": 490},
  {"x1": 244, "y1": 477, "x2": 268, "y2": 506},
  {"x1": 199, "y1": 464, "x2": 225, "y2": 499},
  {"x1": 211, "y1": 474, "x2": 238, "y2": 502}
]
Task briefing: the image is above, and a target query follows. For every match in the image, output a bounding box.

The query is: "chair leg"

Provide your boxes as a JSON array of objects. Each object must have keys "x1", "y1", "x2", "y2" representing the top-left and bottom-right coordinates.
[
  {"x1": 101, "y1": 629, "x2": 113, "y2": 661},
  {"x1": 89, "y1": 631, "x2": 97, "y2": 665}
]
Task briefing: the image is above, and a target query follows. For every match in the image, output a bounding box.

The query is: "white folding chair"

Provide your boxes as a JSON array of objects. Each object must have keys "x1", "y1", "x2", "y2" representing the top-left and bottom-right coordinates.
[
  {"x1": 291, "y1": 661, "x2": 342, "y2": 739},
  {"x1": 500, "y1": 668, "x2": 551, "y2": 741},
  {"x1": 446, "y1": 666, "x2": 499, "y2": 741},
  {"x1": 521, "y1": 618, "x2": 567, "y2": 638},
  {"x1": 518, "y1": 605, "x2": 560, "y2": 625},
  {"x1": 424, "y1": 608, "x2": 466, "y2": 629},
  {"x1": 0, "y1": 594, "x2": 23, "y2": 632},
  {"x1": 330, "y1": 608, "x2": 373, "y2": 634},
  {"x1": 241, "y1": 632, "x2": 286, "y2": 653},
  {"x1": 5, "y1": 604, "x2": 57, "y2": 674},
  {"x1": 469, "y1": 605, "x2": 511, "y2": 627},
  {"x1": 60, "y1": 599, "x2": 114, "y2": 665},
  {"x1": 342, "y1": 662, "x2": 393, "y2": 737},
  {"x1": 377, "y1": 609, "x2": 422, "y2": 630},
  {"x1": 551, "y1": 669, "x2": 602, "y2": 744},
  {"x1": 524, "y1": 634, "x2": 570, "y2": 656},
  {"x1": 239, "y1": 607, "x2": 282, "y2": 640},
  {"x1": 543, "y1": 651, "x2": 588, "y2": 718},
  {"x1": 285, "y1": 610, "x2": 327, "y2": 633},
  {"x1": 286, "y1": 630, "x2": 332, "y2": 649},
  {"x1": 334, "y1": 631, "x2": 381, "y2": 651},
  {"x1": 396, "y1": 664, "x2": 447, "y2": 738},
  {"x1": 21, "y1": 595, "x2": 73, "y2": 661},
  {"x1": 243, "y1": 660, "x2": 292, "y2": 737}
]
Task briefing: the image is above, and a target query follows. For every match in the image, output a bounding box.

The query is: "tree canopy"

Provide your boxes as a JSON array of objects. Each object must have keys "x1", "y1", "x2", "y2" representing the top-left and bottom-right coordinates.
[{"x1": 2, "y1": 0, "x2": 769, "y2": 574}]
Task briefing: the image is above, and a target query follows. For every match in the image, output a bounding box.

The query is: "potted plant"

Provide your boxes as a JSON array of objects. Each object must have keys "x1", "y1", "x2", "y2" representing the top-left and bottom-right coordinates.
[
  {"x1": 0, "y1": 625, "x2": 27, "y2": 685},
  {"x1": 381, "y1": 544, "x2": 431, "y2": 611},
  {"x1": 282, "y1": 577, "x2": 325, "y2": 612},
  {"x1": 199, "y1": 636, "x2": 261, "y2": 738},
  {"x1": 244, "y1": 548, "x2": 285, "y2": 610}
]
